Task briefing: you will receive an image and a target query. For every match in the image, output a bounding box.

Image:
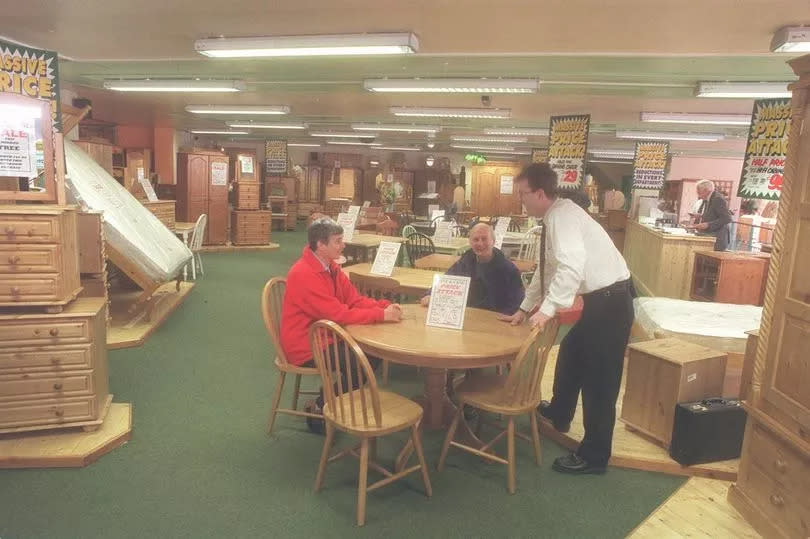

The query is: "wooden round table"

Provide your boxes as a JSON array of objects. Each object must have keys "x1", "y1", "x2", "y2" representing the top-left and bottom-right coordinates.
[{"x1": 346, "y1": 304, "x2": 532, "y2": 430}]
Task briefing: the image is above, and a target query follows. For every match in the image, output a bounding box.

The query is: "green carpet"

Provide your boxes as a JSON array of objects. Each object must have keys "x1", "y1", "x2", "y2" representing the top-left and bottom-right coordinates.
[{"x1": 0, "y1": 226, "x2": 684, "y2": 538}]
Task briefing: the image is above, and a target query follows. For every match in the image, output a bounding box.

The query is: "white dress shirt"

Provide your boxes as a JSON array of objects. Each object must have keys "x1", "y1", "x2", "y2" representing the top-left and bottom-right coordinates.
[{"x1": 520, "y1": 198, "x2": 630, "y2": 317}]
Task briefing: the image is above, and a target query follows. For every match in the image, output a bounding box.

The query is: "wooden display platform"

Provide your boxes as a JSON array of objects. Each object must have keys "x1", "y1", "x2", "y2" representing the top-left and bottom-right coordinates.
[
  {"x1": 108, "y1": 281, "x2": 195, "y2": 349},
  {"x1": 199, "y1": 242, "x2": 280, "y2": 253},
  {"x1": 628, "y1": 477, "x2": 758, "y2": 538},
  {"x1": 537, "y1": 347, "x2": 739, "y2": 480},
  {"x1": 0, "y1": 402, "x2": 132, "y2": 468}
]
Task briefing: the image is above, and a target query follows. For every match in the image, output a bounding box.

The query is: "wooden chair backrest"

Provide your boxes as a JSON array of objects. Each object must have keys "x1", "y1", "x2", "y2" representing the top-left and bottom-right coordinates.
[
  {"x1": 189, "y1": 214, "x2": 208, "y2": 252},
  {"x1": 375, "y1": 218, "x2": 398, "y2": 236},
  {"x1": 364, "y1": 206, "x2": 383, "y2": 220},
  {"x1": 502, "y1": 318, "x2": 560, "y2": 408},
  {"x1": 401, "y1": 224, "x2": 417, "y2": 239},
  {"x1": 349, "y1": 272, "x2": 401, "y2": 302},
  {"x1": 309, "y1": 320, "x2": 382, "y2": 428},
  {"x1": 518, "y1": 225, "x2": 543, "y2": 262},
  {"x1": 405, "y1": 232, "x2": 436, "y2": 267},
  {"x1": 507, "y1": 219, "x2": 521, "y2": 232},
  {"x1": 261, "y1": 277, "x2": 290, "y2": 367}
]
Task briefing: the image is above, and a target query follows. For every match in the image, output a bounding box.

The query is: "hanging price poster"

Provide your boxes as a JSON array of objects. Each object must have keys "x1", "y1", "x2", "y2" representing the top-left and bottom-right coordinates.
[
  {"x1": 548, "y1": 114, "x2": 590, "y2": 190},
  {"x1": 631, "y1": 141, "x2": 669, "y2": 190},
  {"x1": 737, "y1": 98, "x2": 791, "y2": 200}
]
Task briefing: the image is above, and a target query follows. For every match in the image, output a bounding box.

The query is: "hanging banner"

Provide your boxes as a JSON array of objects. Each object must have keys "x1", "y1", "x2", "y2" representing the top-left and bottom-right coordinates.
[
  {"x1": 531, "y1": 148, "x2": 548, "y2": 163},
  {"x1": 548, "y1": 114, "x2": 590, "y2": 190},
  {"x1": 737, "y1": 98, "x2": 791, "y2": 201},
  {"x1": 0, "y1": 39, "x2": 61, "y2": 132},
  {"x1": 264, "y1": 139, "x2": 287, "y2": 175},
  {"x1": 631, "y1": 141, "x2": 670, "y2": 190}
]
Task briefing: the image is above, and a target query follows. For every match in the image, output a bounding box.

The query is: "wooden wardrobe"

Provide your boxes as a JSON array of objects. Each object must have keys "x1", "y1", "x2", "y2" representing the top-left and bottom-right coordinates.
[
  {"x1": 470, "y1": 162, "x2": 523, "y2": 217},
  {"x1": 727, "y1": 54, "x2": 810, "y2": 539},
  {"x1": 176, "y1": 149, "x2": 229, "y2": 245},
  {"x1": 297, "y1": 164, "x2": 329, "y2": 217}
]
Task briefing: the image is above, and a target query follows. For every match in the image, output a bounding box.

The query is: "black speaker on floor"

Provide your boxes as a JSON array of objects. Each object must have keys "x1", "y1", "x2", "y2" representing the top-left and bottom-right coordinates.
[{"x1": 669, "y1": 398, "x2": 747, "y2": 466}]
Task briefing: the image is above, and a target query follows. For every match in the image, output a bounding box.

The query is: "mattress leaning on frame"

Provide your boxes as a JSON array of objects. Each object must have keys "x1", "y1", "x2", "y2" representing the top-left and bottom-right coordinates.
[{"x1": 64, "y1": 139, "x2": 192, "y2": 283}]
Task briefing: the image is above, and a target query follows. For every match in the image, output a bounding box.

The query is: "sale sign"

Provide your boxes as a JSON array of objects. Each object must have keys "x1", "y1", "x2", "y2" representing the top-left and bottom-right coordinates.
[
  {"x1": 548, "y1": 114, "x2": 590, "y2": 190},
  {"x1": 631, "y1": 141, "x2": 669, "y2": 190},
  {"x1": 737, "y1": 98, "x2": 791, "y2": 200}
]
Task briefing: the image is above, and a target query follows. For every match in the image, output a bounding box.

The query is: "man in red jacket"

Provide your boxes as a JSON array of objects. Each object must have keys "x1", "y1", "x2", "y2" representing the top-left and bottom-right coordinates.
[{"x1": 281, "y1": 218, "x2": 402, "y2": 432}]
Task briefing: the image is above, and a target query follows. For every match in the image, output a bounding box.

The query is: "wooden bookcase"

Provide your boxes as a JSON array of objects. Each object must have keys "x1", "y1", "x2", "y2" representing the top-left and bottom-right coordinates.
[{"x1": 690, "y1": 251, "x2": 769, "y2": 306}]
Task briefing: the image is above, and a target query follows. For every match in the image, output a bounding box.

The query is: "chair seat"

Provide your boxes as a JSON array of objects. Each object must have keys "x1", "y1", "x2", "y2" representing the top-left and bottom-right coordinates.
[
  {"x1": 324, "y1": 389, "x2": 423, "y2": 436},
  {"x1": 456, "y1": 374, "x2": 538, "y2": 415},
  {"x1": 274, "y1": 356, "x2": 319, "y2": 375}
]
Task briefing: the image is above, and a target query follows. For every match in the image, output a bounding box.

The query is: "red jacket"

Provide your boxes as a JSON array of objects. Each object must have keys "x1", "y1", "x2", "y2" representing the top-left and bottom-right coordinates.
[{"x1": 280, "y1": 247, "x2": 390, "y2": 365}]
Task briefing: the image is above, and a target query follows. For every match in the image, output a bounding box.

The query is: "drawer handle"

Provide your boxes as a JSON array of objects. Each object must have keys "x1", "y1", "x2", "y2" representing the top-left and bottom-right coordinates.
[
  {"x1": 769, "y1": 494, "x2": 784, "y2": 507},
  {"x1": 774, "y1": 458, "x2": 787, "y2": 473},
  {"x1": 49, "y1": 328, "x2": 59, "y2": 337},
  {"x1": 50, "y1": 357, "x2": 61, "y2": 365},
  {"x1": 53, "y1": 382, "x2": 63, "y2": 390},
  {"x1": 8, "y1": 255, "x2": 20, "y2": 265},
  {"x1": 4, "y1": 226, "x2": 15, "y2": 235},
  {"x1": 54, "y1": 409, "x2": 64, "y2": 417},
  {"x1": 11, "y1": 286, "x2": 20, "y2": 295}
]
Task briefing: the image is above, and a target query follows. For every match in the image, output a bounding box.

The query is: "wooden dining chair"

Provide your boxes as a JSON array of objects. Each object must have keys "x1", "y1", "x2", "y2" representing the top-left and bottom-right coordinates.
[
  {"x1": 348, "y1": 273, "x2": 403, "y2": 385},
  {"x1": 517, "y1": 225, "x2": 543, "y2": 286},
  {"x1": 261, "y1": 277, "x2": 322, "y2": 435},
  {"x1": 186, "y1": 214, "x2": 207, "y2": 280},
  {"x1": 374, "y1": 217, "x2": 398, "y2": 237},
  {"x1": 310, "y1": 320, "x2": 432, "y2": 526},
  {"x1": 405, "y1": 232, "x2": 435, "y2": 268},
  {"x1": 437, "y1": 318, "x2": 561, "y2": 494}
]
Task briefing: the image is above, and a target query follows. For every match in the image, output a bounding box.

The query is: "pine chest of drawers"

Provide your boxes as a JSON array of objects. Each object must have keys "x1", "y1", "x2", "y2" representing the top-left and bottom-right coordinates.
[
  {"x1": 234, "y1": 182, "x2": 261, "y2": 210},
  {"x1": 231, "y1": 210, "x2": 271, "y2": 245},
  {"x1": 0, "y1": 206, "x2": 82, "y2": 309},
  {"x1": 142, "y1": 200, "x2": 176, "y2": 230},
  {"x1": 0, "y1": 297, "x2": 110, "y2": 433}
]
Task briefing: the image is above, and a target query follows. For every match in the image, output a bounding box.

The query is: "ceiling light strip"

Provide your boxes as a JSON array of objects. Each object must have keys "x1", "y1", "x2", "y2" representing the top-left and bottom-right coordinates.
[
  {"x1": 351, "y1": 123, "x2": 441, "y2": 133},
  {"x1": 615, "y1": 130, "x2": 724, "y2": 142},
  {"x1": 195, "y1": 33, "x2": 418, "y2": 58},
  {"x1": 104, "y1": 80, "x2": 244, "y2": 92},
  {"x1": 391, "y1": 107, "x2": 511, "y2": 119},
  {"x1": 185, "y1": 105, "x2": 289, "y2": 114},
  {"x1": 641, "y1": 112, "x2": 751, "y2": 125},
  {"x1": 696, "y1": 82, "x2": 792, "y2": 98},
  {"x1": 228, "y1": 122, "x2": 307, "y2": 129},
  {"x1": 364, "y1": 78, "x2": 538, "y2": 93}
]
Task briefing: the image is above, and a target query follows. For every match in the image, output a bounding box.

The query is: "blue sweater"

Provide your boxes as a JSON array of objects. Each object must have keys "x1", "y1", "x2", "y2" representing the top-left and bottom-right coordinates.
[{"x1": 430, "y1": 248, "x2": 525, "y2": 315}]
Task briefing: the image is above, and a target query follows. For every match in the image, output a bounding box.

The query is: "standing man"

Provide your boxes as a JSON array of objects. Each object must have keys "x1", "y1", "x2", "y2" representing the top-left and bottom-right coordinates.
[
  {"x1": 499, "y1": 163, "x2": 634, "y2": 475},
  {"x1": 686, "y1": 180, "x2": 732, "y2": 251}
]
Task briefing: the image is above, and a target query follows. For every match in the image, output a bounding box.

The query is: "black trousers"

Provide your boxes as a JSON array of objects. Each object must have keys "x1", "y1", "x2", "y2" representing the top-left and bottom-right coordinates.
[
  {"x1": 546, "y1": 279, "x2": 634, "y2": 467},
  {"x1": 304, "y1": 351, "x2": 381, "y2": 409}
]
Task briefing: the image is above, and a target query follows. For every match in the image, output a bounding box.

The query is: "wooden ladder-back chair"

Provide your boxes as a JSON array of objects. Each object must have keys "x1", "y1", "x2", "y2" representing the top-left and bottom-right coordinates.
[
  {"x1": 309, "y1": 320, "x2": 432, "y2": 526},
  {"x1": 187, "y1": 213, "x2": 207, "y2": 280},
  {"x1": 405, "y1": 232, "x2": 435, "y2": 268},
  {"x1": 261, "y1": 277, "x2": 321, "y2": 434},
  {"x1": 348, "y1": 273, "x2": 402, "y2": 384},
  {"x1": 437, "y1": 318, "x2": 561, "y2": 494},
  {"x1": 517, "y1": 225, "x2": 543, "y2": 286}
]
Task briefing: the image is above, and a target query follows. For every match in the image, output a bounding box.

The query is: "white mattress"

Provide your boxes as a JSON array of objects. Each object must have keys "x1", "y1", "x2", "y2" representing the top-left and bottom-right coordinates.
[
  {"x1": 64, "y1": 140, "x2": 192, "y2": 283},
  {"x1": 634, "y1": 297, "x2": 761, "y2": 354}
]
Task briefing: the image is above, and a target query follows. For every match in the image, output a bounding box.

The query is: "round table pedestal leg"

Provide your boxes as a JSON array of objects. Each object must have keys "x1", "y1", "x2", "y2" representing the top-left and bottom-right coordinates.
[{"x1": 416, "y1": 367, "x2": 457, "y2": 430}]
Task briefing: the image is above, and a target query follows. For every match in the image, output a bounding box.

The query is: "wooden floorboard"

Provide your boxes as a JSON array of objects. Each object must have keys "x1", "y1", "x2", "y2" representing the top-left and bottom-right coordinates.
[
  {"x1": 628, "y1": 477, "x2": 759, "y2": 538},
  {"x1": 538, "y1": 347, "x2": 739, "y2": 480},
  {"x1": 107, "y1": 281, "x2": 195, "y2": 349},
  {"x1": 0, "y1": 403, "x2": 132, "y2": 469}
]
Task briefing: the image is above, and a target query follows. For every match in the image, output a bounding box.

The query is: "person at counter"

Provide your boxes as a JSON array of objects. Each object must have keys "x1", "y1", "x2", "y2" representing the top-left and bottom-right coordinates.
[
  {"x1": 499, "y1": 163, "x2": 634, "y2": 475},
  {"x1": 420, "y1": 223, "x2": 524, "y2": 315},
  {"x1": 685, "y1": 180, "x2": 732, "y2": 251},
  {"x1": 281, "y1": 218, "x2": 402, "y2": 433}
]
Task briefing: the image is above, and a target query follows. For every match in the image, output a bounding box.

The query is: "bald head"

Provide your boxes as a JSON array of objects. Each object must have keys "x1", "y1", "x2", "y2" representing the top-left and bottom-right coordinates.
[
  {"x1": 469, "y1": 223, "x2": 495, "y2": 261},
  {"x1": 470, "y1": 222, "x2": 495, "y2": 240}
]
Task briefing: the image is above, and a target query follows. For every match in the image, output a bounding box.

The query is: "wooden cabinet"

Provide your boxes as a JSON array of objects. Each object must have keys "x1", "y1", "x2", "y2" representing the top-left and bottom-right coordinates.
[
  {"x1": 324, "y1": 168, "x2": 362, "y2": 203},
  {"x1": 690, "y1": 251, "x2": 769, "y2": 305},
  {"x1": 231, "y1": 210, "x2": 271, "y2": 245},
  {"x1": 73, "y1": 140, "x2": 115, "y2": 176},
  {"x1": 227, "y1": 150, "x2": 257, "y2": 183},
  {"x1": 141, "y1": 200, "x2": 176, "y2": 229},
  {"x1": 413, "y1": 169, "x2": 453, "y2": 216},
  {"x1": 296, "y1": 165, "x2": 328, "y2": 217},
  {"x1": 0, "y1": 297, "x2": 110, "y2": 433},
  {"x1": 234, "y1": 182, "x2": 260, "y2": 210},
  {"x1": 176, "y1": 150, "x2": 229, "y2": 245},
  {"x1": 662, "y1": 178, "x2": 699, "y2": 224},
  {"x1": 0, "y1": 206, "x2": 82, "y2": 308},
  {"x1": 470, "y1": 162, "x2": 523, "y2": 217},
  {"x1": 622, "y1": 338, "x2": 727, "y2": 447},
  {"x1": 728, "y1": 55, "x2": 810, "y2": 539}
]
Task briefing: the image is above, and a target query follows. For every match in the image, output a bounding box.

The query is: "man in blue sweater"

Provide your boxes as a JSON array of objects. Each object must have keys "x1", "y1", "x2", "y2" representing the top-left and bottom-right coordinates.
[{"x1": 421, "y1": 223, "x2": 525, "y2": 314}]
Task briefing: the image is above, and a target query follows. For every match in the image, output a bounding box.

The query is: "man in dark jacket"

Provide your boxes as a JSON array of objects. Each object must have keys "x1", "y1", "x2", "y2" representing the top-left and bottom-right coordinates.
[
  {"x1": 688, "y1": 180, "x2": 732, "y2": 251},
  {"x1": 420, "y1": 223, "x2": 525, "y2": 314}
]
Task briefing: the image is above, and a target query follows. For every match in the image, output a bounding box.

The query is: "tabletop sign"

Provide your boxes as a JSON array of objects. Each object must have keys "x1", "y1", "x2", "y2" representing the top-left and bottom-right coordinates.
[
  {"x1": 210, "y1": 161, "x2": 228, "y2": 185},
  {"x1": 362, "y1": 200, "x2": 371, "y2": 208},
  {"x1": 336, "y1": 212, "x2": 357, "y2": 242},
  {"x1": 433, "y1": 220, "x2": 453, "y2": 245},
  {"x1": 138, "y1": 176, "x2": 158, "y2": 202},
  {"x1": 428, "y1": 204, "x2": 441, "y2": 217},
  {"x1": 493, "y1": 217, "x2": 511, "y2": 249},
  {"x1": 430, "y1": 208, "x2": 445, "y2": 223},
  {"x1": 347, "y1": 205, "x2": 362, "y2": 219},
  {"x1": 370, "y1": 241, "x2": 402, "y2": 277},
  {"x1": 426, "y1": 274, "x2": 471, "y2": 330}
]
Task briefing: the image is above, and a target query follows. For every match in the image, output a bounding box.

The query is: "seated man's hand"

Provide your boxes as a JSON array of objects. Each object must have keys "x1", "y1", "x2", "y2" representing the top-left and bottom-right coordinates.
[
  {"x1": 497, "y1": 310, "x2": 526, "y2": 326},
  {"x1": 420, "y1": 295, "x2": 431, "y2": 307},
  {"x1": 383, "y1": 304, "x2": 402, "y2": 322}
]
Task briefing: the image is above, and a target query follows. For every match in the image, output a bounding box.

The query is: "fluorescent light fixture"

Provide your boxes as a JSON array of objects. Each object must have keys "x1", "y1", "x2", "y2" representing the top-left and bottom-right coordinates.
[
  {"x1": 484, "y1": 127, "x2": 549, "y2": 136},
  {"x1": 185, "y1": 105, "x2": 289, "y2": 114},
  {"x1": 771, "y1": 26, "x2": 810, "y2": 53},
  {"x1": 364, "y1": 78, "x2": 538, "y2": 93},
  {"x1": 227, "y1": 122, "x2": 307, "y2": 129},
  {"x1": 616, "y1": 130, "x2": 724, "y2": 142},
  {"x1": 310, "y1": 132, "x2": 375, "y2": 138},
  {"x1": 287, "y1": 143, "x2": 322, "y2": 147},
  {"x1": 391, "y1": 107, "x2": 511, "y2": 119},
  {"x1": 104, "y1": 79, "x2": 244, "y2": 92},
  {"x1": 189, "y1": 129, "x2": 250, "y2": 135},
  {"x1": 588, "y1": 149, "x2": 635, "y2": 160},
  {"x1": 451, "y1": 136, "x2": 528, "y2": 143},
  {"x1": 451, "y1": 144, "x2": 516, "y2": 151},
  {"x1": 377, "y1": 146, "x2": 421, "y2": 151},
  {"x1": 351, "y1": 123, "x2": 441, "y2": 133},
  {"x1": 696, "y1": 82, "x2": 791, "y2": 98},
  {"x1": 195, "y1": 33, "x2": 418, "y2": 58},
  {"x1": 641, "y1": 112, "x2": 751, "y2": 125},
  {"x1": 426, "y1": 142, "x2": 435, "y2": 149},
  {"x1": 481, "y1": 150, "x2": 531, "y2": 156},
  {"x1": 327, "y1": 141, "x2": 382, "y2": 146}
]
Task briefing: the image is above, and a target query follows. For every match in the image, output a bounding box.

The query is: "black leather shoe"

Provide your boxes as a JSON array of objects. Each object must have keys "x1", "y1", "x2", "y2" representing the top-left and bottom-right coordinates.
[
  {"x1": 552, "y1": 453, "x2": 606, "y2": 475},
  {"x1": 304, "y1": 400, "x2": 325, "y2": 435},
  {"x1": 537, "y1": 400, "x2": 571, "y2": 433}
]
